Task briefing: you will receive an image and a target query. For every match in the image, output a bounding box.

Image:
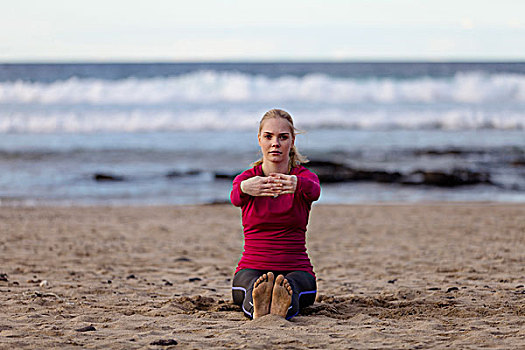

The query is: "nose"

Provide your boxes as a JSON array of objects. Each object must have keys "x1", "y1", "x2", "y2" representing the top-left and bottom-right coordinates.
[{"x1": 272, "y1": 137, "x2": 281, "y2": 147}]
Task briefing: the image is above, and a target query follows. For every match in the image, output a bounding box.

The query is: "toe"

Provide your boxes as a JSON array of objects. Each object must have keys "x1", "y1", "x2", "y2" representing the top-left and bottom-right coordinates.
[
  {"x1": 275, "y1": 274, "x2": 284, "y2": 286},
  {"x1": 267, "y1": 272, "x2": 275, "y2": 284},
  {"x1": 254, "y1": 274, "x2": 265, "y2": 288},
  {"x1": 282, "y1": 279, "x2": 292, "y2": 295}
]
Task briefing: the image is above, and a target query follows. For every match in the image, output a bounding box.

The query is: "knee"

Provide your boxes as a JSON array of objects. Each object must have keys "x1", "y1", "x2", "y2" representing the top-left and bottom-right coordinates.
[
  {"x1": 299, "y1": 290, "x2": 316, "y2": 308},
  {"x1": 232, "y1": 288, "x2": 246, "y2": 306}
]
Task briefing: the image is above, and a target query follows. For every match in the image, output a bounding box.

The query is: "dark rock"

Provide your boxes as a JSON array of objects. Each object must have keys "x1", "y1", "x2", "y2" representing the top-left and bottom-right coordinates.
[
  {"x1": 150, "y1": 339, "x2": 178, "y2": 346},
  {"x1": 76, "y1": 325, "x2": 96, "y2": 332},
  {"x1": 446, "y1": 287, "x2": 459, "y2": 293},
  {"x1": 306, "y1": 160, "x2": 404, "y2": 184},
  {"x1": 216, "y1": 160, "x2": 493, "y2": 188},
  {"x1": 304, "y1": 160, "x2": 355, "y2": 183},
  {"x1": 126, "y1": 274, "x2": 137, "y2": 279},
  {"x1": 352, "y1": 169, "x2": 403, "y2": 183},
  {"x1": 413, "y1": 148, "x2": 496, "y2": 157},
  {"x1": 174, "y1": 257, "x2": 191, "y2": 262},
  {"x1": 0, "y1": 273, "x2": 7, "y2": 282},
  {"x1": 511, "y1": 159, "x2": 525, "y2": 167},
  {"x1": 428, "y1": 287, "x2": 440, "y2": 291},
  {"x1": 93, "y1": 173, "x2": 125, "y2": 182},
  {"x1": 403, "y1": 169, "x2": 491, "y2": 187},
  {"x1": 205, "y1": 199, "x2": 230, "y2": 205},
  {"x1": 189, "y1": 277, "x2": 202, "y2": 282},
  {"x1": 166, "y1": 169, "x2": 201, "y2": 178},
  {"x1": 387, "y1": 279, "x2": 397, "y2": 284},
  {"x1": 214, "y1": 172, "x2": 240, "y2": 180},
  {"x1": 414, "y1": 148, "x2": 466, "y2": 156}
]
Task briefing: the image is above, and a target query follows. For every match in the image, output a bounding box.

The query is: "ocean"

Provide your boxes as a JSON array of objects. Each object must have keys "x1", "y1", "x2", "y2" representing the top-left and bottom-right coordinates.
[{"x1": 1, "y1": 62, "x2": 524, "y2": 205}]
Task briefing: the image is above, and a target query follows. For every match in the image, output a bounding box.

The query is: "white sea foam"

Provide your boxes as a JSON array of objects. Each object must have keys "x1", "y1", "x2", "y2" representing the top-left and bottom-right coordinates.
[
  {"x1": 1, "y1": 107, "x2": 524, "y2": 133},
  {"x1": 1, "y1": 71, "x2": 524, "y2": 133},
  {"x1": 1, "y1": 71, "x2": 525, "y2": 105}
]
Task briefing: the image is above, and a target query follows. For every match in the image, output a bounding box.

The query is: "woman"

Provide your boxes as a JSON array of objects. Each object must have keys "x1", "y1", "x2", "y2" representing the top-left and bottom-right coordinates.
[{"x1": 230, "y1": 109, "x2": 320, "y2": 320}]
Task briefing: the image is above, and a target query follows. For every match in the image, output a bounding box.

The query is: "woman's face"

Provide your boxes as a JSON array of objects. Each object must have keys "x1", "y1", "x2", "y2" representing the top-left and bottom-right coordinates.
[{"x1": 258, "y1": 117, "x2": 294, "y2": 166}]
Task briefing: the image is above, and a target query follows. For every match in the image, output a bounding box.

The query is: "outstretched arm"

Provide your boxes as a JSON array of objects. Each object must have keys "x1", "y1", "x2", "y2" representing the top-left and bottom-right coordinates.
[
  {"x1": 268, "y1": 171, "x2": 320, "y2": 202},
  {"x1": 296, "y1": 171, "x2": 321, "y2": 202}
]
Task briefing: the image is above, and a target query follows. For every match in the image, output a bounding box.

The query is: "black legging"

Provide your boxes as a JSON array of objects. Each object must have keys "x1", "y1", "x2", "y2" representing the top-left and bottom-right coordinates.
[{"x1": 232, "y1": 268, "x2": 317, "y2": 320}]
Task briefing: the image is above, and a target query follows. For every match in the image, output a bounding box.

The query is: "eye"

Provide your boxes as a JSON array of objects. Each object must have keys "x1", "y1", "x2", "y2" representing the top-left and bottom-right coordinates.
[
  {"x1": 279, "y1": 135, "x2": 289, "y2": 140},
  {"x1": 265, "y1": 134, "x2": 272, "y2": 140}
]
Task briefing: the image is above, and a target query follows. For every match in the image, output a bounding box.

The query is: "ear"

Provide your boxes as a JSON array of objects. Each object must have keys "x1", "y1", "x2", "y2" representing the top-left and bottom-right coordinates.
[{"x1": 258, "y1": 133, "x2": 262, "y2": 147}]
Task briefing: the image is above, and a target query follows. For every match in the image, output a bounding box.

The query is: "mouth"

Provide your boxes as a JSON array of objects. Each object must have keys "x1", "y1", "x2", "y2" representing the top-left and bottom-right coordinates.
[{"x1": 269, "y1": 151, "x2": 282, "y2": 155}]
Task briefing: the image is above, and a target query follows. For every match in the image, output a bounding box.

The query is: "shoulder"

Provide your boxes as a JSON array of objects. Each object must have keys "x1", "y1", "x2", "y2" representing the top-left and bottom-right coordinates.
[
  {"x1": 233, "y1": 165, "x2": 261, "y2": 181},
  {"x1": 292, "y1": 165, "x2": 318, "y2": 179}
]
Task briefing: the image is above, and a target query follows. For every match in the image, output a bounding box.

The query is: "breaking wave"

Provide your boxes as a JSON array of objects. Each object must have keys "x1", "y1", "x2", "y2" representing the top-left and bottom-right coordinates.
[
  {"x1": 1, "y1": 71, "x2": 525, "y2": 104},
  {"x1": 1, "y1": 71, "x2": 524, "y2": 132}
]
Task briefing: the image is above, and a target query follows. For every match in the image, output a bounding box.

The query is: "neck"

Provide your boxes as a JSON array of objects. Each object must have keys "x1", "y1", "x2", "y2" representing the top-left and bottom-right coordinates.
[{"x1": 262, "y1": 160, "x2": 290, "y2": 176}]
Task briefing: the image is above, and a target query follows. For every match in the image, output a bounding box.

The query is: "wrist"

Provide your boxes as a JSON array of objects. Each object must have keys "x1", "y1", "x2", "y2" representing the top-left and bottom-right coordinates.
[{"x1": 240, "y1": 180, "x2": 247, "y2": 194}]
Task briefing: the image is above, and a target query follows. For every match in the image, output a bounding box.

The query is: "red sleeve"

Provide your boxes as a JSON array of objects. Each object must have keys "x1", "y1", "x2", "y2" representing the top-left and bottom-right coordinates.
[
  {"x1": 230, "y1": 168, "x2": 256, "y2": 207},
  {"x1": 295, "y1": 168, "x2": 321, "y2": 202}
]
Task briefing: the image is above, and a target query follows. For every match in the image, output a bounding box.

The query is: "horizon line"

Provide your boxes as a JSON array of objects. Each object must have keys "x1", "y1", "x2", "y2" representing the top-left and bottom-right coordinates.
[{"x1": 2, "y1": 58, "x2": 525, "y2": 65}]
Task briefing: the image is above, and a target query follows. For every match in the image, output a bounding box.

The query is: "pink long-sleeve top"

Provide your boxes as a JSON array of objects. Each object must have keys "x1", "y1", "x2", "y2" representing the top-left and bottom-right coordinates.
[{"x1": 230, "y1": 164, "x2": 320, "y2": 277}]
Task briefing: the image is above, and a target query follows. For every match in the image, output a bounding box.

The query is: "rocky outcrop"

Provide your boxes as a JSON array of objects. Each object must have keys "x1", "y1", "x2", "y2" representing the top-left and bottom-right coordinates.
[
  {"x1": 401, "y1": 169, "x2": 492, "y2": 187},
  {"x1": 212, "y1": 159, "x2": 493, "y2": 188},
  {"x1": 306, "y1": 160, "x2": 491, "y2": 187},
  {"x1": 166, "y1": 170, "x2": 202, "y2": 178},
  {"x1": 93, "y1": 173, "x2": 125, "y2": 182},
  {"x1": 305, "y1": 160, "x2": 403, "y2": 183}
]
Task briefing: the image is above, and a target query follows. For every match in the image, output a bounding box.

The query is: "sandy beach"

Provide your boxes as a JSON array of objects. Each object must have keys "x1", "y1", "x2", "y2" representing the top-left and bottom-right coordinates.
[{"x1": 1, "y1": 203, "x2": 524, "y2": 349}]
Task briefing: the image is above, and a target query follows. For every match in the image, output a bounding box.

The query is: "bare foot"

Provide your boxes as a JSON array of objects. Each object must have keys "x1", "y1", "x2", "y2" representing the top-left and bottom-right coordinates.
[
  {"x1": 270, "y1": 274, "x2": 292, "y2": 318},
  {"x1": 252, "y1": 272, "x2": 274, "y2": 319}
]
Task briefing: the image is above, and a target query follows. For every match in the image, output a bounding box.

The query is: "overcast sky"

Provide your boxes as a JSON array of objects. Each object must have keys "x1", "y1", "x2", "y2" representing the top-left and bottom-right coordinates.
[{"x1": 1, "y1": 0, "x2": 524, "y2": 62}]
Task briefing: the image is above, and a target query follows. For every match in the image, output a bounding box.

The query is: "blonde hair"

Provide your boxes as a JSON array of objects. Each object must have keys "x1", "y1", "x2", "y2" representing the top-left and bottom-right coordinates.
[{"x1": 252, "y1": 109, "x2": 309, "y2": 170}]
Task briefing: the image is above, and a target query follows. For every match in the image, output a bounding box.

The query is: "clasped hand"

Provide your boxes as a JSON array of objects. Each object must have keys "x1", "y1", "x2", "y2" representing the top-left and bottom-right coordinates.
[{"x1": 240, "y1": 173, "x2": 297, "y2": 197}]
